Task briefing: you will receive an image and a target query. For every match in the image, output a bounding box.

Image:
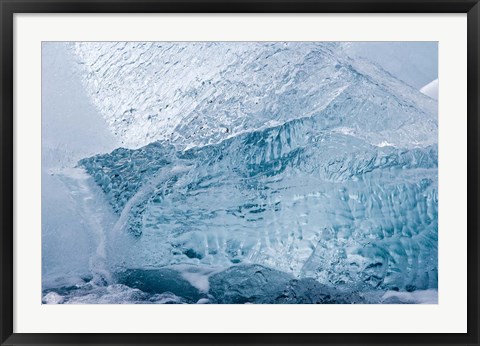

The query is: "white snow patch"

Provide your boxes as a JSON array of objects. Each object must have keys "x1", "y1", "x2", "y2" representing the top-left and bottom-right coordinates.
[
  {"x1": 180, "y1": 272, "x2": 210, "y2": 293},
  {"x1": 376, "y1": 140, "x2": 395, "y2": 148},
  {"x1": 170, "y1": 264, "x2": 222, "y2": 293},
  {"x1": 420, "y1": 79, "x2": 438, "y2": 100},
  {"x1": 43, "y1": 292, "x2": 65, "y2": 304},
  {"x1": 333, "y1": 127, "x2": 356, "y2": 136}
]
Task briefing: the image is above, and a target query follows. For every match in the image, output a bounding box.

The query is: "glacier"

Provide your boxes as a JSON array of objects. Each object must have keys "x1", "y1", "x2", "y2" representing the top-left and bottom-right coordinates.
[{"x1": 43, "y1": 42, "x2": 438, "y2": 303}]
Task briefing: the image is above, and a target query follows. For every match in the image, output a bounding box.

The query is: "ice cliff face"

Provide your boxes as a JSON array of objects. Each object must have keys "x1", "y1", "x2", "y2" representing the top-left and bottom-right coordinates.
[{"x1": 76, "y1": 42, "x2": 437, "y2": 292}]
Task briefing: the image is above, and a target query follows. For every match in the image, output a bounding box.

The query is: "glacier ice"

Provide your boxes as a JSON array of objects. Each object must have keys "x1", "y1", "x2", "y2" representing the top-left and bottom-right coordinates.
[
  {"x1": 80, "y1": 117, "x2": 437, "y2": 291},
  {"x1": 43, "y1": 42, "x2": 438, "y2": 303},
  {"x1": 77, "y1": 43, "x2": 437, "y2": 294},
  {"x1": 73, "y1": 42, "x2": 436, "y2": 150}
]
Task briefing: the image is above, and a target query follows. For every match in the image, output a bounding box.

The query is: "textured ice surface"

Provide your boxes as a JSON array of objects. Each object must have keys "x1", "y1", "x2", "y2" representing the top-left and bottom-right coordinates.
[
  {"x1": 209, "y1": 264, "x2": 294, "y2": 304},
  {"x1": 43, "y1": 42, "x2": 438, "y2": 303},
  {"x1": 80, "y1": 123, "x2": 437, "y2": 291},
  {"x1": 78, "y1": 44, "x2": 437, "y2": 292},
  {"x1": 208, "y1": 264, "x2": 365, "y2": 304},
  {"x1": 73, "y1": 42, "x2": 436, "y2": 149}
]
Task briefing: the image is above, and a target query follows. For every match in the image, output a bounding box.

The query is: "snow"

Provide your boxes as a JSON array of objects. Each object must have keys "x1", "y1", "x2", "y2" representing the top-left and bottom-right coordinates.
[
  {"x1": 376, "y1": 141, "x2": 395, "y2": 148},
  {"x1": 420, "y1": 79, "x2": 439, "y2": 100},
  {"x1": 42, "y1": 292, "x2": 65, "y2": 304}
]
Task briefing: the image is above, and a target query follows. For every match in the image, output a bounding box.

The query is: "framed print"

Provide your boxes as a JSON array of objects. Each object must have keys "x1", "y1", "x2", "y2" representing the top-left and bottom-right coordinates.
[{"x1": 1, "y1": 0, "x2": 479, "y2": 345}]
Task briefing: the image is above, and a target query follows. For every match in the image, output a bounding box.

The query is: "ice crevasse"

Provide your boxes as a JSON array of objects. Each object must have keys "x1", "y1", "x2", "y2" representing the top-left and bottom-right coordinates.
[{"x1": 75, "y1": 42, "x2": 438, "y2": 294}]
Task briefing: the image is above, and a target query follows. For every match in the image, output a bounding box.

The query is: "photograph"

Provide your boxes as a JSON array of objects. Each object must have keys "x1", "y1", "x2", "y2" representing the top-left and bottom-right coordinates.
[{"x1": 41, "y1": 41, "x2": 438, "y2": 305}]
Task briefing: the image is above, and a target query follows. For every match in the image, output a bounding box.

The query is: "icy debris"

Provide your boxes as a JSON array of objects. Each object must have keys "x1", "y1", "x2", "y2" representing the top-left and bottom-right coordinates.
[{"x1": 42, "y1": 292, "x2": 65, "y2": 304}]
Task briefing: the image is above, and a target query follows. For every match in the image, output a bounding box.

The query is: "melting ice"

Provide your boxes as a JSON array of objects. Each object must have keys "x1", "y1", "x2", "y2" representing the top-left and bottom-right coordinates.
[{"x1": 42, "y1": 42, "x2": 438, "y2": 304}]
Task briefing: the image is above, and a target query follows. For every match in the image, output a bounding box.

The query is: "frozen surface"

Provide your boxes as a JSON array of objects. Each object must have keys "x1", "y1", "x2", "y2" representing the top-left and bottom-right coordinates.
[
  {"x1": 43, "y1": 42, "x2": 438, "y2": 303},
  {"x1": 73, "y1": 42, "x2": 436, "y2": 149},
  {"x1": 80, "y1": 118, "x2": 438, "y2": 291}
]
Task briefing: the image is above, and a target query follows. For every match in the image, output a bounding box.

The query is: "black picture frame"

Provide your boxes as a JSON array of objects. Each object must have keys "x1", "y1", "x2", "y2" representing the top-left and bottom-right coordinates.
[{"x1": 1, "y1": 0, "x2": 479, "y2": 345}]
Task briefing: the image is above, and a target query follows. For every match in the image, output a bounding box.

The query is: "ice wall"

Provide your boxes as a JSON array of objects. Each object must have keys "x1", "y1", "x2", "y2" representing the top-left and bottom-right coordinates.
[
  {"x1": 43, "y1": 42, "x2": 438, "y2": 295},
  {"x1": 77, "y1": 42, "x2": 438, "y2": 291}
]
